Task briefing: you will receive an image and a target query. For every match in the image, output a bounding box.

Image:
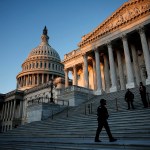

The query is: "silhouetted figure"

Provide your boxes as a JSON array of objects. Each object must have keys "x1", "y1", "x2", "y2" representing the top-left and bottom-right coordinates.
[
  {"x1": 125, "y1": 89, "x2": 134, "y2": 110},
  {"x1": 95, "y1": 99, "x2": 117, "y2": 142},
  {"x1": 139, "y1": 82, "x2": 148, "y2": 108}
]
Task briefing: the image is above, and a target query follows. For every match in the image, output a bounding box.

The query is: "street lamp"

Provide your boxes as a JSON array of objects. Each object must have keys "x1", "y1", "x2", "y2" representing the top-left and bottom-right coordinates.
[{"x1": 50, "y1": 78, "x2": 54, "y2": 103}]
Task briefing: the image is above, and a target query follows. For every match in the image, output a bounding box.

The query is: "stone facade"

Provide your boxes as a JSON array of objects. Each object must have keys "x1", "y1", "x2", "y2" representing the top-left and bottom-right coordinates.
[{"x1": 63, "y1": 0, "x2": 150, "y2": 94}]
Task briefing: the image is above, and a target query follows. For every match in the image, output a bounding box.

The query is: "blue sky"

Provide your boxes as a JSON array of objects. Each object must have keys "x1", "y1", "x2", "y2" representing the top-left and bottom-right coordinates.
[{"x1": 0, "y1": 0, "x2": 128, "y2": 93}]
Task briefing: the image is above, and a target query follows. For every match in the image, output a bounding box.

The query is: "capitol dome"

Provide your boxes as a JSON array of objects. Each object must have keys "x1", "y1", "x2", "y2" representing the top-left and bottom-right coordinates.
[{"x1": 16, "y1": 26, "x2": 64, "y2": 90}]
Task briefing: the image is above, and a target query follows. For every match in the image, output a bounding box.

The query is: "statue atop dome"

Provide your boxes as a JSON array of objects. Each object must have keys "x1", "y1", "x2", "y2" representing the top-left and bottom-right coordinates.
[
  {"x1": 43, "y1": 26, "x2": 48, "y2": 35},
  {"x1": 41, "y1": 26, "x2": 49, "y2": 45}
]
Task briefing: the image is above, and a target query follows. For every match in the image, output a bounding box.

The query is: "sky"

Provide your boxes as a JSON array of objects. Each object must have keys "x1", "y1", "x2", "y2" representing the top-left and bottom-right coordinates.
[{"x1": 0, "y1": 0, "x2": 128, "y2": 94}]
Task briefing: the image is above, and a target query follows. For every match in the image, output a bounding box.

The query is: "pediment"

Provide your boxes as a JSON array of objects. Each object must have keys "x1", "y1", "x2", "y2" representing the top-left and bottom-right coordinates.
[{"x1": 78, "y1": 0, "x2": 150, "y2": 47}]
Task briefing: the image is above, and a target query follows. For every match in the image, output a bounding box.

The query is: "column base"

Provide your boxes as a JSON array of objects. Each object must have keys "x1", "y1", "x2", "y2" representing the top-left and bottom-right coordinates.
[
  {"x1": 146, "y1": 78, "x2": 150, "y2": 85},
  {"x1": 94, "y1": 89, "x2": 102, "y2": 95},
  {"x1": 110, "y1": 86, "x2": 117, "y2": 93},
  {"x1": 126, "y1": 82, "x2": 135, "y2": 89}
]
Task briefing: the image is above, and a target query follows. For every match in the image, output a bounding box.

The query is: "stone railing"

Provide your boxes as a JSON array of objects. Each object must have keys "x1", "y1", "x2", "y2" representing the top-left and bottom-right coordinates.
[
  {"x1": 57, "y1": 85, "x2": 94, "y2": 95},
  {"x1": 27, "y1": 97, "x2": 69, "y2": 106}
]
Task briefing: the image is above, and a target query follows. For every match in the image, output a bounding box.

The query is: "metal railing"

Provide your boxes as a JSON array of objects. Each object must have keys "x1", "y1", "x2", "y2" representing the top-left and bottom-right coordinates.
[
  {"x1": 85, "y1": 103, "x2": 93, "y2": 115},
  {"x1": 85, "y1": 93, "x2": 150, "y2": 115}
]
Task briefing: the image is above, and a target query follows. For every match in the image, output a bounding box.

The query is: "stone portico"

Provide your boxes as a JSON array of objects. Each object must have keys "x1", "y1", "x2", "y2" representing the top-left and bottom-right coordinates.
[{"x1": 63, "y1": 0, "x2": 150, "y2": 94}]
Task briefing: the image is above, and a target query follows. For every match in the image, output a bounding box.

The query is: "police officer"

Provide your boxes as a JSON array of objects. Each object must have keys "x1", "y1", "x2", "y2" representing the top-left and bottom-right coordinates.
[
  {"x1": 139, "y1": 82, "x2": 148, "y2": 108},
  {"x1": 125, "y1": 89, "x2": 135, "y2": 110},
  {"x1": 95, "y1": 99, "x2": 117, "y2": 142}
]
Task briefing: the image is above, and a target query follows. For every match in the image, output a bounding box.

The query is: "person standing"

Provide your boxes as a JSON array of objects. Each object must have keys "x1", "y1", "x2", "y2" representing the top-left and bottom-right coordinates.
[
  {"x1": 95, "y1": 99, "x2": 117, "y2": 142},
  {"x1": 125, "y1": 89, "x2": 135, "y2": 110},
  {"x1": 139, "y1": 82, "x2": 148, "y2": 108}
]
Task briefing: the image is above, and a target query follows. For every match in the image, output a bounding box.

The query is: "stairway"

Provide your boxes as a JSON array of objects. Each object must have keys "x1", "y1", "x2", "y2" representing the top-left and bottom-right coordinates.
[{"x1": 0, "y1": 87, "x2": 150, "y2": 150}]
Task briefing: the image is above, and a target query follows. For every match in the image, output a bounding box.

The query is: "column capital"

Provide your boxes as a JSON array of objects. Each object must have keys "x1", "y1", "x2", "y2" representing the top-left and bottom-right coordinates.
[
  {"x1": 106, "y1": 41, "x2": 112, "y2": 47},
  {"x1": 121, "y1": 34, "x2": 128, "y2": 41},
  {"x1": 138, "y1": 26, "x2": 145, "y2": 35},
  {"x1": 93, "y1": 46, "x2": 99, "y2": 51},
  {"x1": 82, "y1": 52, "x2": 87, "y2": 56}
]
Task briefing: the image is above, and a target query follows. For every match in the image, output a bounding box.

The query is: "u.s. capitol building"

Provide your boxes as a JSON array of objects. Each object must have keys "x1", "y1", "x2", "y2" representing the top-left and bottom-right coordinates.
[{"x1": 0, "y1": 0, "x2": 150, "y2": 132}]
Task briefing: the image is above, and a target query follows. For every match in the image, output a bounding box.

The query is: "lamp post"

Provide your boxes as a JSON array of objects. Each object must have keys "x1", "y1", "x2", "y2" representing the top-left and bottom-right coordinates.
[{"x1": 50, "y1": 79, "x2": 54, "y2": 103}]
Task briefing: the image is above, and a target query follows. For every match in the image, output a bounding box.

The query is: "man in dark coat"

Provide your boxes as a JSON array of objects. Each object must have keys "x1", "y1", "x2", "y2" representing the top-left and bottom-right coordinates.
[
  {"x1": 125, "y1": 89, "x2": 135, "y2": 110},
  {"x1": 95, "y1": 99, "x2": 117, "y2": 142},
  {"x1": 139, "y1": 82, "x2": 148, "y2": 108}
]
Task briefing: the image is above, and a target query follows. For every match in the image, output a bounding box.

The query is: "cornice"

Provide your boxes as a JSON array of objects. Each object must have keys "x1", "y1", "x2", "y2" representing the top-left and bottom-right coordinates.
[
  {"x1": 17, "y1": 70, "x2": 64, "y2": 79},
  {"x1": 5, "y1": 90, "x2": 24, "y2": 98},
  {"x1": 78, "y1": 0, "x2": 150, "y2": 48}
]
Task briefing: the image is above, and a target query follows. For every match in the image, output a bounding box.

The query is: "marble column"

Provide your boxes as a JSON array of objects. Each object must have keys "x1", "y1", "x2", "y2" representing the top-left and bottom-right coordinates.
[
  {"x1": 28, "y1": 75, "x2": 30, "y2": 86},
  {"x1": 21, "y1": 77, "x2": 23, "y2": 87},
  {"x1": 21, "y1": 99, "x2": 27, "y2": 125},
  {"x1": 139, "y1": 27, "x2": 150, "y2": 85},
  {"x1": 37, "y1": 74, "x2": 39, "y2": 85},
  {"x1": 23, "y1": 76, "x2": 25, "y2": 86},
  {"x1": 116, "y1": 50, "x2": 125, "y2": 90},
  {"x1": 73, "y1": 65, "x2": 77, "y2": 85},
  {"x1": 148, "y1": 36, "x2": 150, "y2": 53},
  {"x1": 11, "y1": 100, "x2": 16, "y2": 121},
  {"x1": 6, "y1": 101, "x2": 10, "y2": 121},
  {"x1": 42, "y1": 74, "x2": 44, "y2": 84},
  {"x1": 103, "y1": 54, "x2": 110, "y2": 92},
  {"x1": 8, "y1": 101, "x2": 13, "y2": 121},
  {"x1": 1, "y1": 103, "x2": 5, "y2": 120},
  {"x1": 122, "y1": 34, "x2": 135, "y2": 88},
  {"x1": 65, "y1": 69, "x2": 69, "y2": 87},
  {"x1": 94, "y1": 48, "x2": 102, "y2": 94},
  {"x1": 47, "y1": 74, "x2": 49, "y2": 82},
  {"x1": 107, "y1": 42, "x2": 117, "y2": 92},
  {"x1": 130, "y1": 44, "x2": 141, "y2": 86},
  {"x1": 2, "y1": 103, "x2": 6, "y2": 121},
  {"x1": 83, "y1": 53, "x2": 89, "y2": 88},
  {"x1": 92, "y1": 59, "x2": 97, "y2": 90}
]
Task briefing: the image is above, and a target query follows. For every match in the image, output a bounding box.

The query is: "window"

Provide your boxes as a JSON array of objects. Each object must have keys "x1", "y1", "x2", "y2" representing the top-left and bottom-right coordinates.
[{"x1": 36, "y1": 63, "x2": 38, "y2": 68}]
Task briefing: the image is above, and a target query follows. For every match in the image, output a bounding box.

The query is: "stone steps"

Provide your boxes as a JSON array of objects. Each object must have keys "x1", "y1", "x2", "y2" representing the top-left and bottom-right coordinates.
[
  {"x1": 0, "y1": 139, "x2": 150, "y2": 150},
  {"x1": 0, "y1": 86, "x2": 150, "y2": 149}
]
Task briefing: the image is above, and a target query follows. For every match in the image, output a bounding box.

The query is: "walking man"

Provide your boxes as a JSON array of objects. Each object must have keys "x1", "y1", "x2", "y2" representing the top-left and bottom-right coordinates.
[{"x1": 95, "y1": 99, "x2": 117, "y2": 142}]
